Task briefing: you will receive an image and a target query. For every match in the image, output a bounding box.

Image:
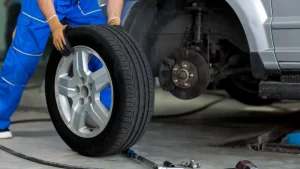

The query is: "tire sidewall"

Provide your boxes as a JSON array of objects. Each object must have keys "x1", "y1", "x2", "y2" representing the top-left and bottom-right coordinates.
[{"x1": 223, "y1": 76, "x2": 276, "y2": 106}]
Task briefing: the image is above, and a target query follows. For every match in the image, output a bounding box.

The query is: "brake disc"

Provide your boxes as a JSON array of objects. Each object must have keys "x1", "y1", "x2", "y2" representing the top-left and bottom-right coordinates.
[{"x1": 159, "y1": 49, "x2": 210, "y2": 100}]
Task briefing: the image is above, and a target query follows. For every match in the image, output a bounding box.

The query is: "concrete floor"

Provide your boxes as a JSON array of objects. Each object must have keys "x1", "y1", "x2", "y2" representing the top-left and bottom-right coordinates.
[{"x1": 1, "y1": 64, "x2": 300, "y2": 169}]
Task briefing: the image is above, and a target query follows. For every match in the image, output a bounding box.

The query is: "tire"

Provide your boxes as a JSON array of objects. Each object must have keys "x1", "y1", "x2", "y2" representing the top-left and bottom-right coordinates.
[
  {"x1": 223, "y1": 74, "x2": 276, "y2": 106},
  {"x1": 45, "y1": 25, "x2": 154, "y2": 157}
]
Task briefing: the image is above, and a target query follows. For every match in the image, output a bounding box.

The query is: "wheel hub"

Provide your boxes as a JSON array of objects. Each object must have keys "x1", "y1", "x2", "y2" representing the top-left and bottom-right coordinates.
[
  {"x1": 178, "y1": 69, "x2": 188, "y2": 80},
  {"x1": 80, "y1": 85, "x2": 89, "y2": 98},
  {"x1": 172, "y1": 61, "x2": 198, "y2": 89}
]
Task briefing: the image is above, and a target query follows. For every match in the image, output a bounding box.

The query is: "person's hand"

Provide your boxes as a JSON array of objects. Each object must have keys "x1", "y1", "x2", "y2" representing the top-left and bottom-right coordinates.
[
  {"x1": 48, "y1": 16, "x2": 67, "y2": 51},
  {"x1": 107, "y1": 17, "x2": 121, "y2": 25},
  {"x1": 4, "y1": 0, "x2": 10, "y2": 7},
  {"x1": 52, "y1": 24, "x2": 68, "y2": 51},
  {"x1": 12, "y1": 29, "x2": 16, "y2": 40},
  {"x1": 48, "y1": 15, "x2": 73, "y2": 56}
]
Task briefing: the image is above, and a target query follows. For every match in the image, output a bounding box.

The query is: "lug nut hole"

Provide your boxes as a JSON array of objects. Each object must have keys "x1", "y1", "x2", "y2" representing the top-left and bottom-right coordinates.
[
  {"x1": 80, "y1": 77, "x2": 85, "y2": 84},
  {"x1": 79, "y1": 98, "x2": 84, "y2": 105}
]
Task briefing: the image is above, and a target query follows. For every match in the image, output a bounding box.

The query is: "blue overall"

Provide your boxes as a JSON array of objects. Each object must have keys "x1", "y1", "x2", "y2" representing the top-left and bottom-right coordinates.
[{"x1": 0, "y1": 0, "x2": 111, "y2": 129}]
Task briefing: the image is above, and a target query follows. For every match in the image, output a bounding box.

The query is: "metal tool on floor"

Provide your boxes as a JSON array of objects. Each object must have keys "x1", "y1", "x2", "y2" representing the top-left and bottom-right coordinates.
[
  {"x1": 163, "y1": 161, "x2": 175, "y2": 167},
  {"x1": 235, "y1": 160, "x2": 258, "y2": 169},
  {"x1": 180, "y1": 160, "x2": 201, "y2": 168},
  {"x1": 123, "y1": 149, "x2": 187, "y2": 169}
]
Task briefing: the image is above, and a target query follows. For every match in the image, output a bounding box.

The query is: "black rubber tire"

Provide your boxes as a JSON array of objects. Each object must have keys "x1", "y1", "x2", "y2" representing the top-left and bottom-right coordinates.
[
  {"x1": 223, "y1": 75, "x2": 276, "y2": 106},
  {"x1": 45, "y1": 25, "x2": 154, "y2": 157}
]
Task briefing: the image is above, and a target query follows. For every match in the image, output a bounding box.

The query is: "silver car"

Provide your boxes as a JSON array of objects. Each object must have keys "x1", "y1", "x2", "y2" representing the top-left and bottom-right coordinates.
[{"x1": 44, "y1": 0, "x2": 300, "y2": 157}]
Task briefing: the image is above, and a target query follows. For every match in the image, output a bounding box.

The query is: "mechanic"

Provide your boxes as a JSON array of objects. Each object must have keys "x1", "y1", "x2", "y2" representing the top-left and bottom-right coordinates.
[{"x1": 0, "y1": 0, "x2": 123, "y2": 139}]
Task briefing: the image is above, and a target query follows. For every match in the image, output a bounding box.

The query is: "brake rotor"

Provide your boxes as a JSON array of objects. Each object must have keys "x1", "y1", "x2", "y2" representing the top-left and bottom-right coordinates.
[{"x1": 160, "y1": 49, "x2": 210, "y2": 100}]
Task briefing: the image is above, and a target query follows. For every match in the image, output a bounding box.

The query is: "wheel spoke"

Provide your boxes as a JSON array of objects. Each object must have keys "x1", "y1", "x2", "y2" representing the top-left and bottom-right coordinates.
[
  {"x1": 88, "y1": 101, "x2": 110, "y2": 127},
  {"x1": 56, "y1": 46, "x2": 114, "y2": 138},
  {"x1": 70, "y1": 101, "x2": 86, "y2": 131},
  {"x1": 58, "y1": 75, "x2": 77, "y2": 98},
  {"x1": 91, "y1": 68, "x2": 110, "y2": 92},
  {"x1": 59, "y1": 55, "x2": 73, "y2": 73},
  {"x1": 73, "y1": 49, "x2": 89, "y2": 77}
]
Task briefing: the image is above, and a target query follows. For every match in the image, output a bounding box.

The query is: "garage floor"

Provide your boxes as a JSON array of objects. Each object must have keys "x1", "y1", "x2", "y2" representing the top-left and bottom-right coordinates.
[{"x1": 1, "y1": 64, "x2": 300, "y2": 169}]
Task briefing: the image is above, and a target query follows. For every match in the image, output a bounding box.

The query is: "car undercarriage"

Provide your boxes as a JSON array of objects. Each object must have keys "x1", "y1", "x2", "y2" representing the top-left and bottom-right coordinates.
[{"x1": 122, "y1": 0, "x2": 274, "y2": 105}]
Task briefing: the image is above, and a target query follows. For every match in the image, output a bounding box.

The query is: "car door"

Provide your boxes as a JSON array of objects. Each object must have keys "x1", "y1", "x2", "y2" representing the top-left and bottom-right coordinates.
[{"x1": 271, "y1": 0, "x2": 300, "y2": 69}]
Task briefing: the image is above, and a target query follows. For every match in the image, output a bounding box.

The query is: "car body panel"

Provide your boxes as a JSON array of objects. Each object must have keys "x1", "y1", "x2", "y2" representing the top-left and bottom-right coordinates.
[
  {"x1": 121, "y1": 0, "x2": 138, "y2": 25},
  {"x1": 225, "y1": 0, "x2": 280, "y2": 78},
  {"x1": 225, "y1": 0, "x2": 273, "y2": 53},
  {"x1": 271, "y1": 0, "x2": 300, "y2": 70}
]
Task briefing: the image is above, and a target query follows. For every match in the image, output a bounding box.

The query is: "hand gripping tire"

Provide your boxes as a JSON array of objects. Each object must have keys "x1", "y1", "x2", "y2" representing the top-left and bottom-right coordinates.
[{"x1": 45, "y1": 25, "x2": 154, "y2": 157}]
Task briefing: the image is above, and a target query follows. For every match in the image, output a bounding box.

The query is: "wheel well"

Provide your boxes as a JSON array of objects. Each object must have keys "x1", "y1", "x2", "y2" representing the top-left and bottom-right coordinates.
[{"x1": 123, "y1": 0, "x2": 250, "y2": 76}]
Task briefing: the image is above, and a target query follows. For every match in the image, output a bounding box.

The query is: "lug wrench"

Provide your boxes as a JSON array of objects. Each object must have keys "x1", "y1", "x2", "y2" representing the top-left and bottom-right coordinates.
[{"x1": 123, "y1": 149, "x2": 186, "y2": 169}]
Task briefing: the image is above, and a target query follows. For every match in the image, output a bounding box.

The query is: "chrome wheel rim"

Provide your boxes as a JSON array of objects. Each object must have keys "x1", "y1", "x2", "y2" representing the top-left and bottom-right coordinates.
[{"x1": 54, "y1": 45, "x2": 114, "y2": 138}]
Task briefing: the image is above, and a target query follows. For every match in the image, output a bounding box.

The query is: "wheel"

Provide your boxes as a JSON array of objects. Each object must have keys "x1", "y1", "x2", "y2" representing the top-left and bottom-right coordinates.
[
  {"x1": 45, "y1": 25, "x2": 154, "y2": 157},
  {"x1": 222, "y1": 73, "x2": 276, "y2": 106}
]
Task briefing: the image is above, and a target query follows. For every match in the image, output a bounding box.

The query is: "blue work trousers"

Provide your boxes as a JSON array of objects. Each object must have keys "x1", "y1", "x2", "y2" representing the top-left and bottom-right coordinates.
[{"x1": 0, "y1": 0, "x2": 107, "y2": 129}]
